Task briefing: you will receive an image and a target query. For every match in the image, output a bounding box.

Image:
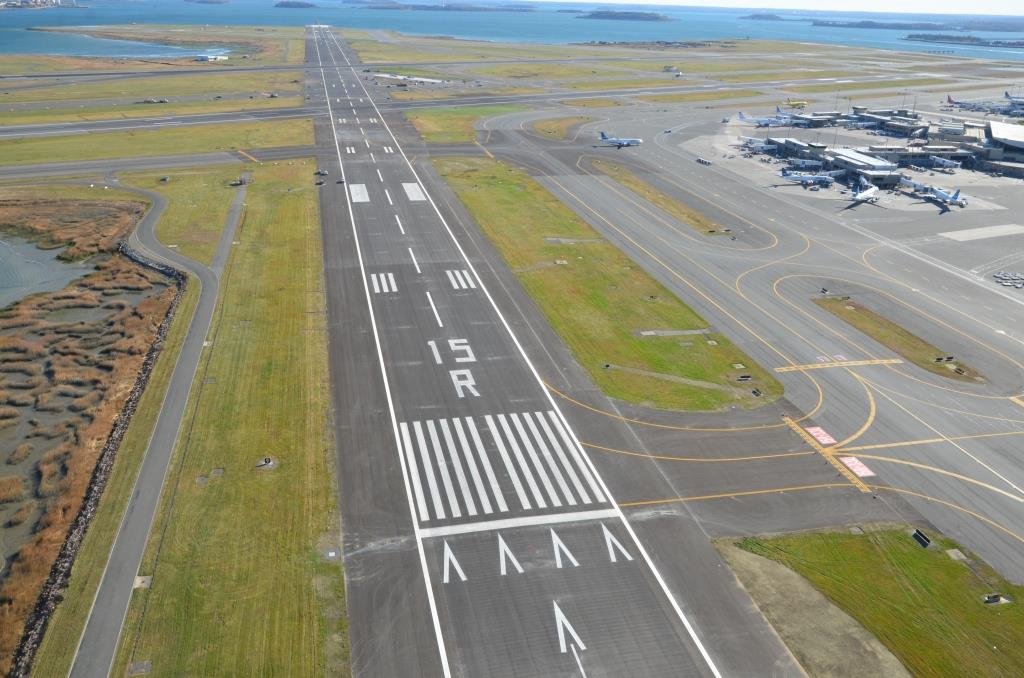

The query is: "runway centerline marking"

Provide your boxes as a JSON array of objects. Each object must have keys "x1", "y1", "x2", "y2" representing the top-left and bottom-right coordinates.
[
  {"x1": 425, "y1": 291, "x2": 443, "y2": 328},
  {"x1": 775, "y1": 358, "x2": 902, "y2": 372},
  {"x1": 408, "y1": 248, "x2": 421, "y2": 274}
]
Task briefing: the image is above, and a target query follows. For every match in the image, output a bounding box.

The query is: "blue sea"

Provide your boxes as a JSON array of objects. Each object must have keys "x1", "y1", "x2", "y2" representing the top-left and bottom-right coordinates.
[{"x1": 2, "y1": 0, "x2": 1024, "y2": 61}]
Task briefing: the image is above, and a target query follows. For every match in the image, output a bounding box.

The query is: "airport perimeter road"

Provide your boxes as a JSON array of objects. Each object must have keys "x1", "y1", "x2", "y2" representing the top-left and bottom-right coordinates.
[
  {"x1": 309, "y1": 27, "x2": 798, "y2": 678},
  {"x1": 68, "y1": 177, "x2": 249, "y2": 678}
]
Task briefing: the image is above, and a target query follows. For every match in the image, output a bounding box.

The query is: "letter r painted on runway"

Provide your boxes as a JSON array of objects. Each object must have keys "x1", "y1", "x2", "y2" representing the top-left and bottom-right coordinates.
[{"x1": 450, "y1": 369, "x2": 480, "y2": 398}]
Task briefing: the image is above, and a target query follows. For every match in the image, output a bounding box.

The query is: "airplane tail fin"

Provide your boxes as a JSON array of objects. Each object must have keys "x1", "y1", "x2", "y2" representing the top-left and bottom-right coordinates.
[
  {"x1": 599, "y1": 131, "x2": 608, "y2": 140},
  {"x1": 776, "y1": 105, "x2": 783, "y2": 114},
  {"x1": 951, "y1": 189, "x2": 961, "y2": 201},
  {"x1": 1007, "y1": 91, "x2": 1012, "y2": 100},
  {"x1": 947, "y1": 95, "x2": 955, "y2": 104},
  {"x1": 738, "y1": 112, "x2": 747, "y2": 120}
]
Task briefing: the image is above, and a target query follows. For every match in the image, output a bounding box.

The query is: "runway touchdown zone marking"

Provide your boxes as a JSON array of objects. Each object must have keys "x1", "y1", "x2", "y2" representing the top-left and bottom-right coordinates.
[
  {"x1": 403, "y1": 182, "x2": 427, "y2": 201},
  {"x1": 446, "y1": 269, "x2": 477, "y2": 290},
  {"x1": 349, "y1": 183, "x2": 369, "y2": 202},
  {"x1": 369, "y1": 272, "x2": 398, "y2": 294}
]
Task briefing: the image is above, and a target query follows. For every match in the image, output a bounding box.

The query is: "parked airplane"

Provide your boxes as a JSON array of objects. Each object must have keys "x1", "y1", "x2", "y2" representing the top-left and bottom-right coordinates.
[
  {"x1": 785, "y1": 97, "x2": 809, "y2": 109},
  {"x1": 899, "y1": 177, "x2": 966, "y2": 207},
  {"x1": 1005, "y1": 91, "x2": 1024, "y2": 105},
  {"x1": 779, "y1": 169, "x2": 843, "y2": 186},
  {"x1": 930, "y1": 155, "x2": 961, "y2": 169},
  {"x1": 738, "y1": 108, "x2": 791, "y2": 127},
  {"x1": 599, "y1": 131, "x2": 642, "y2": 148},
  {"x1": 849, "y1": 178, "x2": 880, "y2": 204}
]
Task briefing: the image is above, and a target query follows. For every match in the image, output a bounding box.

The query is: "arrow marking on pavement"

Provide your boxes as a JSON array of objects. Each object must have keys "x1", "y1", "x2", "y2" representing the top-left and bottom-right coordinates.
[
  {"x1": 498, "y1": 534, "x2": 524, "y2": 576},
  {"x1": 553, "y1": 601, "x2": 586, "y2": 653},
  {"x1": 442, "y1": 541, "x2": 467, "y2": 583},
  {"x1": 602, "y1": 524, "x2": 634, "y2": 563},
  {"x1": 551, "y1": 529, "x2": 579, "y2": 569}
]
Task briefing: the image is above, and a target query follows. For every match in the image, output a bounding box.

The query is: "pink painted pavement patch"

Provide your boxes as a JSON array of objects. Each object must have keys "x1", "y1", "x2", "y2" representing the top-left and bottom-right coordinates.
[
  {"x1": 839, "y1": 456, "x2": 876, "y2": 478},
  {"x1": 804, "y1": 426, "x2": 837, "y2": 446}
]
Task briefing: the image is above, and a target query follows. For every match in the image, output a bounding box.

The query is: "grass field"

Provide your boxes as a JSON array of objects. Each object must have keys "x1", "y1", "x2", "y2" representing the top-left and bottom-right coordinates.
[
  {"x1": 0, "y1": 54, "x2": 185, "y2": 76},
  {"x1": 405, "y1": 105, "x2": 525, "y2": 143},
  {"x1": 565, "y1": 78, "x2": 691, "y2": 91},
  {"x1": 0, "y1": 70, "x2": 303, "y2": 104},
  {"x1": 789, "y1": 77, "x2": 950, "y2": 94},
  {"x1": 717, "y1": 70, "x2": 858, "y2": 84},
  {"x1": 604, "y1": 58, "x2": 792, "y2": 74},
  {"x1": 0, "y1": 96, "x2": 302, "y2": 127},
  {"x1": 112, "y1": 160, "x2": 345, "y2": 675},
  {"x1": 434, "y1": 156, "x2": 779, "y2": 411},
  {"x1": 564, "y1": 97, "x2": 623, "y2": 108},
  {"x1": 468, "y1": 62, "x2": 613, "y2": 80},
  {"x1": 532, "y1": 116, "x2": 593, "y2": 140},
  {"x1": 30, "y1": 278, "x2": 200, "y2": 677},
  {"x1": 589, "y1": 158, "x2": 725, "y2": 235},
  {"x1": 0, "y1": 119, "x2": 312, "y2": 166},
  {"x1": 814, "y1": 298, "x2": 980, "y2": 382},
  {"x1": 122, "y1": 165, "x2": 246, "y2": 265},
  {"x1": 736, "y1": 528, "x2": 1024, "y2": 677},
  {"x1": 342, "y1": 31, "x2": 632, "y2": 64},
  {"x1": 639, "y1": 88, "x2": 762, "y2": 104}
]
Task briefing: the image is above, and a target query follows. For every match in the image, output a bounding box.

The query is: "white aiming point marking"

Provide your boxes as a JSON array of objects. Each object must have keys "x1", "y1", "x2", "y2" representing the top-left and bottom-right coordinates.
[
  {"x1": 348, "y1": 183, "x2": 368, "y2": 202},
  {"x1": 403, "y1": 183, "x2": 427, "y2": 202},
  {"x1": 369, "y1": 272, "x2": 398, "y2": 294}
]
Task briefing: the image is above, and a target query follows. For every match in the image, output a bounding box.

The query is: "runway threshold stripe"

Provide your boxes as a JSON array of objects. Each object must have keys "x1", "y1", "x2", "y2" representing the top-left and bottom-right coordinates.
[
  {"x1": 400, "y1": 423, "x2": 430, "y2": 521},
  {"x1": 523, "y1": 412, "x2": 576, "y2": 506},
  {"x1": 452, "y1": 419, "x2": 493, "y2": 514},
  {"x1": 511, "y1": 413, "x2": 561, "y2": 507},
  {"x1": 465, "y1": 417, "x2": 509, "y2": 513},
  {"x1": 485, "y1": 415, "x2": 530, "y2": 510},
  {"x1": 413, "y1": 421, "x2": 446, "y2": 520},
  {"x1": 440, "y1": 420, "x2": 477, "y2": 517},
  {"x1": 548, "y1": 411, "x2": 605, "y2": 503},
  {"x1": 497, "y1": 414, "x2": 546, "y2": 509},
  {"x1": 427, "y1": 420, "x2": 462, "y2": 519},
  {"x1": 536, "y1": 411, "x2": 590, "y2": 504}
]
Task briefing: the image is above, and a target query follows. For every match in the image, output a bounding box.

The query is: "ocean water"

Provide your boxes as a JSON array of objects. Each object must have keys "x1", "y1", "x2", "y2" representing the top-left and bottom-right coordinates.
[{"x1": 1, "y1": 1, "x2": 1024, "y2": 61}]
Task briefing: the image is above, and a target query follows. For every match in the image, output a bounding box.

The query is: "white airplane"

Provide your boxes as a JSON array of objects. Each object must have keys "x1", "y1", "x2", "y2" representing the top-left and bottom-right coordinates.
[
  {"x1": 599, "y1": 131, "x2": 642, "y2": 148},
  {"x1": 1005, "y1": 91, "x2": 1024, "y2": 105},
  {"x1": 737, "y1": 107, "x2": 791, "y2": 127},
  {"x1": 930, "y1": 155, "x2": 961, "y2": 169},
  {"x1": 849, "y1": 177, "x2": 879, "y2": 204},
  {"x1": 900, "y1": 177, "x2": 966, "y2": 208},
  {"x1": 779, "y1": 169, "x2": 843, "y2": 186}
]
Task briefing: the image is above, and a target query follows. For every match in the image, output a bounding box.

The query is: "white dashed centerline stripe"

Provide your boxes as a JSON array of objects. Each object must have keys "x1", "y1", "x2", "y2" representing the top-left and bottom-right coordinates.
[
  {"x1": 377, "y1": 168, "x2": 384, "y2": 182},
  {"x1": 385, "y1": 189, "x2": 393, "y2": 206},
  {"x1": 395, "y1": 214, "x2": 405, "y2": 235},
  {"x1": 426, "y1": 291, "x2": 443, "y2": 328},
  {"x1": 409, "y1": 248, "x2": 421, "y2": 274},
  {"x1": 311, "y1": 32, "x2": 451, "y2": 676}
]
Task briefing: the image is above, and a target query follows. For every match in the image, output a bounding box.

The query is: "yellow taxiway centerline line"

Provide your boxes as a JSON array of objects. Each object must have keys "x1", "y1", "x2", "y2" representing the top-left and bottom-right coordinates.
[
  {"x1": 775, "y1": 358, "x2": 903, "y2": 373},
  {"x1": 782, "y1": 416, "x2": 871, "y2": 493}
]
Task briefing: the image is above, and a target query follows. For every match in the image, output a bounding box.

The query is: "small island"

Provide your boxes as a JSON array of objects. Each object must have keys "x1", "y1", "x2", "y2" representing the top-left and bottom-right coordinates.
[
  {"x1": 813, "y1": 20, "x2": 947, "y2": 30},
  {"x1": 577, "y1": 10, "x2": 670, "y2": 22},
  {"x1": 275, "y1": 1, "x2": 316, "y2": 7},
  {"x1": 186, "y1": 0, "x2": 229, "y2": 4},
  {"x1": 905, "y1": 33, "x2": 1024, "y2": 48},
  {"x1": 740, "y1": 13, "x2": 786, "y2": 21},
  {"x1": 365, "y1": 1, "x2": 533, "y2": 10}
]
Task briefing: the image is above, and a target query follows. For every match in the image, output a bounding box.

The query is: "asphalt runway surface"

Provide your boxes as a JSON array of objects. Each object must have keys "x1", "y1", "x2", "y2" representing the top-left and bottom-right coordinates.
[{"x1": 306, "y1": 27, "x2": 818, "y2": 678}]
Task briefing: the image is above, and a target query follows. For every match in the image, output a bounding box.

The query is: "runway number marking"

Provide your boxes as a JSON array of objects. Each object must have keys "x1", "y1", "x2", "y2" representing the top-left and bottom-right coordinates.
[
  {"x1": 446, "y1": 269, "x2": 477, "y2": 290},
  {"x1": 451, "y1": 370, "x2": 480, "y2": 398}
]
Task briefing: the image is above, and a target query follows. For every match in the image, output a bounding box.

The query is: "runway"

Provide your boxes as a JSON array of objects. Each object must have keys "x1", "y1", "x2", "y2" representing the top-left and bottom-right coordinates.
[{"x1": 309, "y1": 26, "x2": 804, "y2": 678}]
